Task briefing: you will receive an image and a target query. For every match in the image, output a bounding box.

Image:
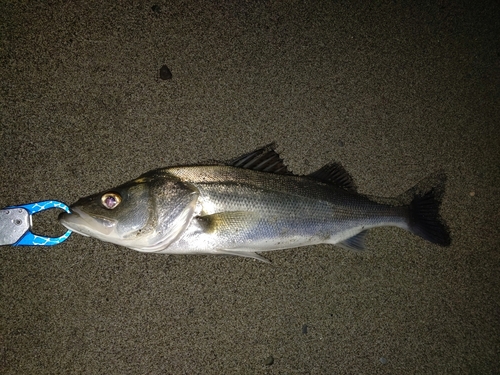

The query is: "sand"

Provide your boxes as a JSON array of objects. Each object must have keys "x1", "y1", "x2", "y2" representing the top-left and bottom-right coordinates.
[{"x1": 1, "y1": 1, "x2": 499, "y2": 374}]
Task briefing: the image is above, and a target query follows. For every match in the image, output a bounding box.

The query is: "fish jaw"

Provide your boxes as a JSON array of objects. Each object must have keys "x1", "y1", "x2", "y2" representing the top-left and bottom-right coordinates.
[{"x1": 59, "y1": 207, "x2": 117, "y2": 239}]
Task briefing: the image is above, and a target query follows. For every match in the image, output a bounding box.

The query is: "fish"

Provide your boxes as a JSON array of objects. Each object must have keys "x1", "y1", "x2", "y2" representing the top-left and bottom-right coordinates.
[{"x1": 59, "y1": 145, "x2": 451, "y2": 261}]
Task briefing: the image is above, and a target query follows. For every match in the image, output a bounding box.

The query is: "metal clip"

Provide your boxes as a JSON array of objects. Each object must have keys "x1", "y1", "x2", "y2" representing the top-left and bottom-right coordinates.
[{"x1": 0, "y1": 200, "x2": 72, "y2": 246}]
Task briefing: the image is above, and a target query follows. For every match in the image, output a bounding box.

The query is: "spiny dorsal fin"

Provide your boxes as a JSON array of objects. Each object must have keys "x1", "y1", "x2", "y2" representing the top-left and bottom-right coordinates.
[
  {"x1": 307, "y1": 163, "x2": 357, "y2": 191},
  {"x1": 228, "y1": 144, "x2": 290, "y2": 174}
]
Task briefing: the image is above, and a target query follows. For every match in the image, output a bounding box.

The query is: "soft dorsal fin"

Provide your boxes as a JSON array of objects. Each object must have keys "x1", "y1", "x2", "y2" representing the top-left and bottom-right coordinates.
[
  {"x1": 228, "y1": 144, "x2": 290, "y2": 174},
  {"x1": 307, "y1": 162, "x2": 357, "y2": 191}
]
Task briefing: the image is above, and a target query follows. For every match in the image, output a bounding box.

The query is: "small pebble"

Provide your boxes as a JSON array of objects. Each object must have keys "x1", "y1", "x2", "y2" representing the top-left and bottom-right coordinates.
[
  {"x1": 379, "y1": 357, "x2": 387, "y2": 364},
  {"x1": 302, "y1": 324, "x2": 308, "y2": 334},
  {"x1": 160, "y1": 65, "x2": 172, "y2": 80},
  {"x1": 469, "y1": 191, "x2": 475, "y2": 197},
  {"x1": 264, "y1": 355, "x2": 274, "y2": 366}
]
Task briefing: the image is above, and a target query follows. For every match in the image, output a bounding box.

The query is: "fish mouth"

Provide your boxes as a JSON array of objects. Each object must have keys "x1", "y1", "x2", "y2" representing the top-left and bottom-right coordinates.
[{"x1": 59, "y1": 207, "x2": 116, "y2": 237}]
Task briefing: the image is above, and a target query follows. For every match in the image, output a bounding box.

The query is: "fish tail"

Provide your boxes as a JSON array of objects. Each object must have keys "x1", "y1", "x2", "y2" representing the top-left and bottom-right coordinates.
[{"x1": 405, "y1": 173, "x2": 451, "y2": 246}]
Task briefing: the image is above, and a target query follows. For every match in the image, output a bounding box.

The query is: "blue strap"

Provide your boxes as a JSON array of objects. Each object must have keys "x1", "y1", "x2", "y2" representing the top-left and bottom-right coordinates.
[{"x1": 14, "y1": 229, "x2": 72, "y2": 246}]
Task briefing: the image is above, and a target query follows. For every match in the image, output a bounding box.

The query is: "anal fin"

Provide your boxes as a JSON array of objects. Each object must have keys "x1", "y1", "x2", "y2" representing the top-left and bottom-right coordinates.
[{"x1": 337, "y1": 230, "x2": 368, "y2": 251}]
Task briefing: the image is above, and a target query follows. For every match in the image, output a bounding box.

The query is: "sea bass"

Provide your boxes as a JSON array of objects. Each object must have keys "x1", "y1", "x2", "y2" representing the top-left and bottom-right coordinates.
[{"x1": 59, "y1": 145, "x2": 451, "y2": 261}]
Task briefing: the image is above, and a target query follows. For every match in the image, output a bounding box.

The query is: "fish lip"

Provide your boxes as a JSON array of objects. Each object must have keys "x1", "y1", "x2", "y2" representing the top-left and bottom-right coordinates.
[{"x1": 59, "y1": 207, "x2": 116, "y2": 236}]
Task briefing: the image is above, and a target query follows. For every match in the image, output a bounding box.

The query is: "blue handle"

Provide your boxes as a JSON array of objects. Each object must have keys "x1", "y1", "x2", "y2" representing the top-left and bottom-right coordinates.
[{"x1": 7, "y1": 200, "x2": 73, "y2": 246}]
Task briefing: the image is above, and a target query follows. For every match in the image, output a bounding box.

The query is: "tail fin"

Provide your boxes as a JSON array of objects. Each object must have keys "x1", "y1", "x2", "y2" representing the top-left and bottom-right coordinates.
[{"x1": 406, "y1": 173, "x2": 451, "y2": 246}]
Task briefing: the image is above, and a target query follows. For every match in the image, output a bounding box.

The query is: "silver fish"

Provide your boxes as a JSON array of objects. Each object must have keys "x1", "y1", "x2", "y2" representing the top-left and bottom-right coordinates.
[{"x1": 59, "y1": 145, "x2": 450, "y2": 261}]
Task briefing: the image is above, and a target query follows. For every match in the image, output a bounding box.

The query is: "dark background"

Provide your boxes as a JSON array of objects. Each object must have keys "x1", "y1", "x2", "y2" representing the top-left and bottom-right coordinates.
[{"x1": 1, "y1": 1, "x2": 499, "y2": 374}]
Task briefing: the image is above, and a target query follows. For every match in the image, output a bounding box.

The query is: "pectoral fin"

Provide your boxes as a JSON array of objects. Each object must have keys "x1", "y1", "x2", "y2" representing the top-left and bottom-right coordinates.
[{"x1": 196, "y1": 211, "x2": 259, "y2": 234}]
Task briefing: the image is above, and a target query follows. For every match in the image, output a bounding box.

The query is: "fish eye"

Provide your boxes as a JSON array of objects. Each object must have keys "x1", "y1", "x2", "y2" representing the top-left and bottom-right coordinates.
[{"x1": 101, "y1": 192, "x2": 122, "y2": 210}]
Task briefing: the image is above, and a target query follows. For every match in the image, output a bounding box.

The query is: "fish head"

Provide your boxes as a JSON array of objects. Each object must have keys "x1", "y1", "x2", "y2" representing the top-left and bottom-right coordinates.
[
  {"x1": 59, "y1": 170, "x2": 199, "y2": 252},
  {"x1": 59, "y1": 178, "x2": 154, "y2": 245}
]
